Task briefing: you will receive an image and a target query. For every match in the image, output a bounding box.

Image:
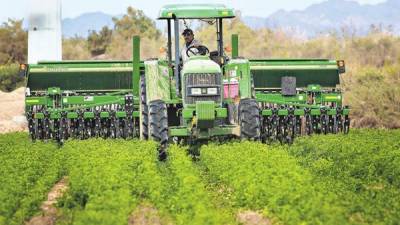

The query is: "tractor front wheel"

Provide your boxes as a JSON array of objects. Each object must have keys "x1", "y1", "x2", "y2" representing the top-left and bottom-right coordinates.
[
  {"x1": 239, "y1": 98, "x2": 261, "y2": 140},
  {"x1": 149, "y1": 100, "x2": 169, "y2": 160}
]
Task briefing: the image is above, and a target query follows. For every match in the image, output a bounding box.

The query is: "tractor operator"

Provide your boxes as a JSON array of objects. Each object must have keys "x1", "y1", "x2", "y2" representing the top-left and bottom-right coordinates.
[{"x1": 180, "y1": 28, "x2": 203, "y2": 63}]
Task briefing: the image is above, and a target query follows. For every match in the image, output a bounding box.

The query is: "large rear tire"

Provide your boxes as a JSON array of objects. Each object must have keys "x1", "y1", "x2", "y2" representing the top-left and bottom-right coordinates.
[
  {"x1": 239, "y1": 98, "x2": 261, "y2": 140},
  {"x1": 140, "y1": 74, "x2": 149, "y2": 140},
  {"x1": 149, "y1": 100, "x2": 169, "y2": 160}
]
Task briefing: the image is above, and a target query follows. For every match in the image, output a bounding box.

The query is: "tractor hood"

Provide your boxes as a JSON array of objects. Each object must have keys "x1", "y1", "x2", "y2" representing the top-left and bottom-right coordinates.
[{"x1": 182, "y1": 56, "x2": 221, "y2": 74}]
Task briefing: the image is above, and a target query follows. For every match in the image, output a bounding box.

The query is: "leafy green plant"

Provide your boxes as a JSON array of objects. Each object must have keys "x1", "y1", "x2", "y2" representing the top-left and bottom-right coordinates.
[
  {"x1": 0, "y1": 132, "x2": 63, "y2": 225},
  {"x1": 0, "y1": 64, "x2": 24, "y2": 92},
  {"x1": 57, "y1": 139, "x2": 161, "y2": 225},
  {"x1": 153, "y1": 146, "x2": 234, "y2": 225},
  {"x1": 1, "y1": 130, "x2": 400, "y2": 225},
  {"x1": 289, "y1": 129, "x2": 400, "y2": 224},
  {"x1": 200, "y1": 142, "x2": 348, "y2": 225}
]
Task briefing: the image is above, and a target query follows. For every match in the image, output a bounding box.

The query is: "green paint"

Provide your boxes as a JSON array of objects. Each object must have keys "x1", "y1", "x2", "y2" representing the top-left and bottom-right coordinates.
[
  {"x1": 231, "y1": 34, "x2": 239, "y2": 58},
  {"x1": 250, "y1": 59, "x2": 340, "y2": 89},
  {"x1": 262, "y1": 109, "x2": 272, "y2": 116},
  {"x1": 50, "y1": 113, "x2": 61, "y2": 119},
  {"x1": 100, "y1": 112, "x2": 110, "y2": 118},
  {"x1": 196, "y1": 101, "x2": 215, "y2": 128},
  {"x1": 34, "y1": 113, "x2": 44, "y2": 119},
  {"x1": 145, "y1": 60, "x2": 171, "y2": 103},
  {"x1": 183, "y1": 108, "x2": 194, "y2": 119},
  {"x1": 84, "y1": 112, "x2": 95, "y2": 119},
  {"x1": 62, "y1": 96, "x2": 124, "y2": 105},
  {"x1": 328, "y1": 109, "x2": 337, "y2": 116},
  {"x1": 307, "y1": 84, "x2": 322, "y2": 92},
  {"x1": 132, "y1": 36, "x2": 141, "y2": 96},
  {"x1": 169, "y1": 128, "x2": 190, "y2": 137},
  {"x1": 26, "y1": 97, "x2": 47, "y2": 105},
  {"x1": 67, "y1": 112, "x2": 78, "y2": 119},
  {"x1": 225, "y1": 59, "x2": 252, "y2": 98},
  {"x1": 216, "y1": 108, "x2": 227, "y2": 118},
  {"x1": 181, "y1": 57, "x2": 221, "y2": 74},
  {"x1": 158, "y1": 4, "x2": 235, "y2": 19},
  {"x1": 116, "y1": 111, "x2": 127, "y2": 118},
  {"x1": 255, "y1": 93, "x2": 307, "y2": 104},
  {"x1": 311, "y1": 109, "x2": 321, "y2": 116},
  {"x1": 47, "y1": 87, "x2": 61, "y2": 95},
  {"x1": 278, "y1": 110, "x2": 289, "y2": 116},
  {"x1": 133, "y1": 111, "x2": 140, "y2": 118}
]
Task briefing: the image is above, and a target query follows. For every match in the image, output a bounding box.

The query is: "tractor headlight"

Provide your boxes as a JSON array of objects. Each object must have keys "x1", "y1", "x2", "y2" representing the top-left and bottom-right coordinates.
[
  {"x1": 191, "y1": 88, "x2": 202, "y2": 95},
  {"x1": 207, "y1": 88, "x2": 218, "y2": 95}
]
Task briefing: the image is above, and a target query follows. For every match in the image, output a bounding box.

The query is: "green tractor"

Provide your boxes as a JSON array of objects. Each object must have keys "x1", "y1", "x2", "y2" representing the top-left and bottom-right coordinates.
[{"x1": 21, "y1": 4, "x2": 350, "y2": 157}]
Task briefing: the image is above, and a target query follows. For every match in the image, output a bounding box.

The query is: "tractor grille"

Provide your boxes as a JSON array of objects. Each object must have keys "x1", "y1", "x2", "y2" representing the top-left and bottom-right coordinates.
[{"x1": 185, "y1": 73, "x2": 222, "y2": 104}]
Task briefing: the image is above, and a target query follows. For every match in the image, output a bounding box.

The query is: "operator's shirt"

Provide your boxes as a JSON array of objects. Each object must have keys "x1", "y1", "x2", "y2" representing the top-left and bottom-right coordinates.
[{"x1": 181, "y1": 39, "x2": 201, "y2": 64}]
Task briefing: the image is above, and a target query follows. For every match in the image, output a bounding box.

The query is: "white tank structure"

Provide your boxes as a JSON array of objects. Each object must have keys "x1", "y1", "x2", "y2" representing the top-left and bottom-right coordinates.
[{"x1": 28, "y1": 0, "x2": 62, "y2": 64}]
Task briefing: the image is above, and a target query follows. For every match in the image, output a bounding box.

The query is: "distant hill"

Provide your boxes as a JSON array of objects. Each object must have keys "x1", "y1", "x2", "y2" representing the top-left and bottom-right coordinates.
[
  {"x1": 61, "y1": 12, "x2": 165, "y2": 38},
  {"x1": 243, "y1": 0, "x2": 400, "y2": 37},
  {"x1": 62, "y1": 12, "x2": 115, "y2": 38},
  {"x1": 61, "y1": 0, "x2": 399, "y2": 38}
]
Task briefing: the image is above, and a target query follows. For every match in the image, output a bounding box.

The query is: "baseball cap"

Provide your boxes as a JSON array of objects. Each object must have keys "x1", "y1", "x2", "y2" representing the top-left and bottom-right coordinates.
[{"x1": 182, "y1": 28, "x2": 194, "y2": 36}]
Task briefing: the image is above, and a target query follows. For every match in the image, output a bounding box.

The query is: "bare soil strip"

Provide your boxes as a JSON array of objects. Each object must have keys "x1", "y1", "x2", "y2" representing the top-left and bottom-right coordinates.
[
  {"x1": 26, "y1": 177, "x2": 68, "y2": 225},
  {"x1": 128, "y1": 203, "x2": 164, "y2": 225},
  {"x1": 237, "y1": 210, "x2": 271, "y2": 225}
]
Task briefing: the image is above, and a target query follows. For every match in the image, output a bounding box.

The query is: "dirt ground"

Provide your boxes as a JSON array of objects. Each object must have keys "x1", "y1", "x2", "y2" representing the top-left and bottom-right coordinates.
[
  {"x1": 26, "y1": 177, "x2": 68, "y2": 225},
  {"x1": 0, "y1": 87, "x2": 27, "y2": 133}
]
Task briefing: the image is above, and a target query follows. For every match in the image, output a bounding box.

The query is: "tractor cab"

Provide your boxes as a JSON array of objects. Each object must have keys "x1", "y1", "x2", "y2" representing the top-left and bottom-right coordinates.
[{"x1": 158, "y1": 4, "x2": 235, "y2": 97}]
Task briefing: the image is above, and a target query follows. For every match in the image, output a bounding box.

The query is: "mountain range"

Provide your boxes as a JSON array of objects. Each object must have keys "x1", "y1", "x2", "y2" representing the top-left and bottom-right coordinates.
[{"x1": 61, "y1": 0, "x2": 400, "y2": 38}]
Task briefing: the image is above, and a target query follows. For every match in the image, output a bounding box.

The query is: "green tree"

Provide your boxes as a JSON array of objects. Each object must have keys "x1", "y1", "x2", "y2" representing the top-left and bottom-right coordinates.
[
  {"x1": 112, "y1": 7, "x2": 161, "y2": 40},
  {"x1": 0, "y1": 19, "x2": 27, "y2": 64},
  {"x1": 63, "y1": 37, "x2": 91, "y2": 60},
  {"x1": 107, "y1": 6, "x2": 164, "y2": 60},
  {"x1": 87, "y1": 26, "x2": 113, "y2": 57}
]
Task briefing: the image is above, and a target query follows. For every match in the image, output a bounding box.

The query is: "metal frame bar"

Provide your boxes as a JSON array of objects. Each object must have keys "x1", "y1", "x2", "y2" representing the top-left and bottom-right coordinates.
[
  {"x1": 217, "y1": 18, "x2": 224, "y2": 56},
  {"x1": 167, "y1": 19, "x2": 172, "y2": 64},
  {"x1": 174, "y1": 17, "x2": 181, "y2": 97}
]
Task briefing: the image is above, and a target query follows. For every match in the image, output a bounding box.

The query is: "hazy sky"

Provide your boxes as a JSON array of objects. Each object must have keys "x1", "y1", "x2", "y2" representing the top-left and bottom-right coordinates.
[{"x1": 1, "y1": 0, "x2": 386, "y2": 23}]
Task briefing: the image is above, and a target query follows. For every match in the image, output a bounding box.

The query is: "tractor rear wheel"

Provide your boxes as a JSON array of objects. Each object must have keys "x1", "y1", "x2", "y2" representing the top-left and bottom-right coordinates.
[
  {"x1": 149, "y1": 100, "x2": 169, "y2": 160},
  {"x1": 140, "y1": 74, "x2": 149, "y2": 140},
  {"x1": 239, "y1": 98, "x2": 261, "y2": 140}
]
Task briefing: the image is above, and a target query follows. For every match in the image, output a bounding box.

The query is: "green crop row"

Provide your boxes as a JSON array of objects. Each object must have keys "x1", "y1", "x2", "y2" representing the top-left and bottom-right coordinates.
[
  {"x1": 57, "y1": 139, "x2": 161, "y2": 225},
  {"x1": 57, "y1": 141, "x2": 236, "y2": 225},
  {"x1": 1, "y1": 130, "x2": 399, "y2": 225},
  {"x1": 200, "y1": 142, "x2": 348, "y2": 224},
  {"x1": 153, "y1": 146, "x2": 234, "y2": 225},
  {"x1": 0, "y1": 133, "x2": 63, "y2": 225},
  {"x1": 289, "y1": 129, "x2": 400, "y2": 224}
]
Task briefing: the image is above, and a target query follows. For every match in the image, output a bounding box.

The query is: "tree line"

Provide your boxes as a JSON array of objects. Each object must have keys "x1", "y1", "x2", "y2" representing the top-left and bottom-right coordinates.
[{"x1": 0, "y1": 6, "x2": 399, "y2": 129}]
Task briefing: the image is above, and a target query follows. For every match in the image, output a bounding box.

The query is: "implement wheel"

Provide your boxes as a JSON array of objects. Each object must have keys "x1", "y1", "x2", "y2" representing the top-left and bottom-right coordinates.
[
  {"x1": 239, "y1": 98, "x2": 261, "y2": 140},
  {"x1": 140, "y1": 74, "x2": 149, "y2": 140},
  {"x1": 149, "y1": 100, "x2": 169, "y2": 160}
]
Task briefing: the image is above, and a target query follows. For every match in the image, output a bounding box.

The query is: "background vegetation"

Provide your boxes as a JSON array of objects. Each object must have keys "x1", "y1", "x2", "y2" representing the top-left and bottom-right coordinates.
[{"x1": 0, "y1": 8, "x2": 399, "y2": 128}]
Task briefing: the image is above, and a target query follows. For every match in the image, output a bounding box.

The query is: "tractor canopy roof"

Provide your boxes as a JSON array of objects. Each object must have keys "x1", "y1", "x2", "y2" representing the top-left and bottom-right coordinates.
[{"x1": 158, "y1": 4, "x2": 235, "y2": 19}]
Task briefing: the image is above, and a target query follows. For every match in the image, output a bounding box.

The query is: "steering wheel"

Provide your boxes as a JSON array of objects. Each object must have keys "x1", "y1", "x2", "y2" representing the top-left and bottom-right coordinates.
[{"x1": 186, "y1": 45, "x2": 210, "y2": 57}]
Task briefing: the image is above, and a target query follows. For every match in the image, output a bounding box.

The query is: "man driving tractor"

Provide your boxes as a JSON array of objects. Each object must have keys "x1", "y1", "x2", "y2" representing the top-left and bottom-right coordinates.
[{"x1": 180, "y1": 28, "x2": 205, "y2": 63}]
